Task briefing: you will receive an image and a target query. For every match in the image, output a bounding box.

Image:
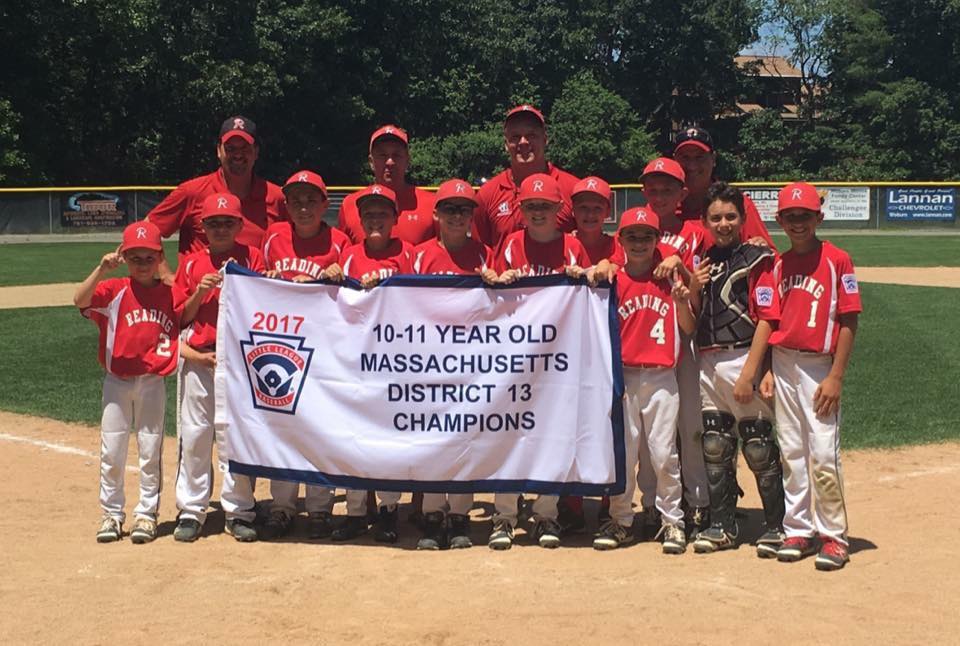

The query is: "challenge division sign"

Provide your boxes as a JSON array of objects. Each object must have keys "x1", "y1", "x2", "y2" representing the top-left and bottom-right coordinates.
[{"x1": 215, "y1": 266, "x2": 626, "y2": 496}]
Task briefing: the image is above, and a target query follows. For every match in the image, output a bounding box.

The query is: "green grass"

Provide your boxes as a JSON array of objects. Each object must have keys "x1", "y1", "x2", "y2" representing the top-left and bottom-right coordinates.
[
  {"x1": 0, "y1": 282, "x2": 956, "y2": 449},
  {"x1": 0, "y1": 306, "x2": 177, "y2": 435},
  {"x1": 0, "y1": 241, "x2": 180, "y2": 286},
  {"x1": 770, "y1": 234, "x2": 960, "y2": 267}
]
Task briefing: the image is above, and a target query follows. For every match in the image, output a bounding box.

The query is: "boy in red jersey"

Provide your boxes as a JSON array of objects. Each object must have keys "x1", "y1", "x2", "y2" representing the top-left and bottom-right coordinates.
[
  {"x1": 689, "y1": 182, "x2": 785, "y2": 558},
  {"x1": 259, "y1": 170, "x2": 349, "y2": 541},
  {"x1": 76, "y1": 221, "x2": 180, "y2": 544},
  {"x1": 594, "y1": 207, "x2": 696, "y2": 553},
  {"x1": 172, "y1": 193, "x2": 266, "y2": 543},
  {"x1": 766, "y1": 182, "x2": 861, "y2": 571},
  {"x1": 411, "y1": 179, "x2": 496, "y2": 550},
  {"x1": 571, "y1": 176, "x2": 616, "y2": 265},
  {"x1": 487, "y1": 173, "x2": 587, "y2": 551},
  {"x1": 495, "y1": 173, "x2": 589, "y2": 283},
  {"x1": 333, "y1": 184, "x2": 414, "y2": 544},
  {"x1": 339, "y1": 185, "x2": 414, "y2": 289}
]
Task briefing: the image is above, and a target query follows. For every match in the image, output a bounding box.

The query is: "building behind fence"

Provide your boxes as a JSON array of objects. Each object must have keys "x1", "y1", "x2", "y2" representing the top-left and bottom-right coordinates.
[{"x1": 1, "y1": 183, "x2": 957, "y2": 235}]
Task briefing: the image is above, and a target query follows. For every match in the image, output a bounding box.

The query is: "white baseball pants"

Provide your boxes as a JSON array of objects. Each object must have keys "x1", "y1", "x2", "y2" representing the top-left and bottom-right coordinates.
[
  {"x1": 423, "y1": 493, "x2": 474, "y2": 516},
  {"x1": 99, "y1": 373, "x2": 165, "y2": 523},
  {"x1": 341, "y1": 489, "x2": 402, "y2": 516},
  {"x1": 699, "y1": 348, "x2": 775, "y2": 425},
  {"x1": 773, "y1": 347, "x2": 848, "y2": 545},
  {"x1": 269, "y1": 481, "x2": 335, "y2": 516},
  {"x1": 176, "y1": 359, "x2": 255, "y2": 524},
  {"x1": 609, "y1": 367, "x2": 683, "y2": 528},
  {"x1": 493, "y1": 494, "x2": 558, "y2": 526}
]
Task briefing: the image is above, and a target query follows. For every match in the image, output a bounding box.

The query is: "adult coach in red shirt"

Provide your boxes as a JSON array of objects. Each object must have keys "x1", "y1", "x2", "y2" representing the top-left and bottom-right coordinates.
[
  {"x1": 147, "y1": 116, "x2": 286, "y2": 279},
  {"x1": 473, "y1": 105, "x2": 579, "y2": 253},
  {"x1": 337, "y1": 125, "x2": 437, "y2": 246},
  {"x1": 672, "y1": 126, "x2": 775, "y2": 249}
]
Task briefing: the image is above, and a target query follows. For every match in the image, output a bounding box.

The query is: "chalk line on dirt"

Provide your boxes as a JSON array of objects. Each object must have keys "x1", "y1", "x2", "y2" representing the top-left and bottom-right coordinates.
[{"x1": 0, "y1": 431, "x2": 136, "y2": 472}]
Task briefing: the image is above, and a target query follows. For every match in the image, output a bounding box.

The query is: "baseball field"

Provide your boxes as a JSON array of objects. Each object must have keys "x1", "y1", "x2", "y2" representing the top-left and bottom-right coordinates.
[{"x1": 1, "y1": 233, "x2": 958, "y2": 644}]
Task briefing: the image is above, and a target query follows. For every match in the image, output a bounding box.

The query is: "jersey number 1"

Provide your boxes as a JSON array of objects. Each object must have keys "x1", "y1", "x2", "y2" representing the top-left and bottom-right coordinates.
[{"x1": 807, "y1": 301, "x2": 818, "y2": 328}]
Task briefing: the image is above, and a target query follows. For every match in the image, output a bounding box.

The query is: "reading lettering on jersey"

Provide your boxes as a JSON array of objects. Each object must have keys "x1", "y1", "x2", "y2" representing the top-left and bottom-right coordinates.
[
  {"x1": 755, "y1": 286, "x2": 774, "y2": 307},
  {"x1": 618, "y1": 293, "x2": 670, "y2": 320},
  {"x1": 276, "y1": 257, "x2": 324, "y2": 279},
  {"x1": 217, "y1": 197, "x2": 228, "y2": 209},
  {"x1": 841, "y1": 273, "x2": 859, "y2": 294},
  {"x1": 779, "y1": 274, "x2": 825, "y2": 298},
  {"x1": 361, "y1": 268, "x2": 397, "y2": 283},
  {"x1": 124, "y1": 308, "x2": 175, "y2": 334},
  {"x1": 660, "y1": 232, "x2": 687, "y2": 252}
]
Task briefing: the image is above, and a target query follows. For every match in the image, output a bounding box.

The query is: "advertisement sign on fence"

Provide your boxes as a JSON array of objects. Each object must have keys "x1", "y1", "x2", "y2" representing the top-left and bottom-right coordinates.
[
  {"x1": 61, "y1": 192, "x2": 128, "y2": 227},
  {"x1": 745, "y1": 187, "x2": 871, "y2": 222},
  {"x1": 884, "y1": 188, "x2": 956, "y2": 221}
]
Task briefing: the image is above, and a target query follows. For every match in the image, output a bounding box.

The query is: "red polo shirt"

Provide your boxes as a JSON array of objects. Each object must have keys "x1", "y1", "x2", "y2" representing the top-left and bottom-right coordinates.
[{"x1": 147, "y1": 169, "x2": 286, "y2": 256}]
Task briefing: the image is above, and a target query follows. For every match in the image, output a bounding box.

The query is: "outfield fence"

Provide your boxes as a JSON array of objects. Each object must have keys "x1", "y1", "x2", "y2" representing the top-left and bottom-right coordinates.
[{"x1": 0, "y1": 182, "x2": 957, "y2": 235}]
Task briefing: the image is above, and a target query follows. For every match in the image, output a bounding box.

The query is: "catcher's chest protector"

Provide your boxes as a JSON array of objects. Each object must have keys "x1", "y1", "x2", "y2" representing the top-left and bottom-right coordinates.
[{"x1": 696, "y1": 243, "x2": 774, "y2": 350}]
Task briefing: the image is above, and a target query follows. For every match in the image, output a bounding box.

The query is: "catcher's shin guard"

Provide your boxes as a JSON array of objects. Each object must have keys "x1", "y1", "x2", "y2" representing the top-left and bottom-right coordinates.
[
  {"x1": 739, "y1": 418, "x2": 785, "y2": 531},
  {"x1": 701, "y1": 411, "x2": 738, "y2": 532}
]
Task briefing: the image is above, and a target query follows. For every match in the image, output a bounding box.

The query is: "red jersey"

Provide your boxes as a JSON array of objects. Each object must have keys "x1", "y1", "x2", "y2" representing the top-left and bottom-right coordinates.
[
  {"x1": 147, "y1": 169, "x2": 286, "y2": 256},
  {"x1": 495, "y1": 231, "x2": 590, "y2": 276},
  {"x1": 769, "y1": 241, "x2": 862, "y2": 354},
  {"x1": 81, "y1": 277, "x2": 180, "y2": 377},
  {"x1": 616, "y1": 268, "x2": 681, "y2": 368},
  {"x1": 338, "y1": 185, "x2": 436, "y2": 245},
  {"x1": 412, "y1": 238, "x2": 495, "y2": 275},
  {"x1": 174, "y1": 244, "x2": 265, "y2": 350},
  {"x1": 262, "y1": 221, "x2": 351, "y2": 280},
  {"x1": 474, "y1": 163, "x2": 579, "y2": 252},
  {"x1": 340, "y1": 239, "x2": 414, "y2": 282},
  {"x1": 575, "y1": 233, "x2": 617, "y2": 265},
  {"x1": 680, "y1": 193, "x2": 776, "y2": 251},
  {"x1": 611, "y1": 218, "x2": 707, "y2": 270}
]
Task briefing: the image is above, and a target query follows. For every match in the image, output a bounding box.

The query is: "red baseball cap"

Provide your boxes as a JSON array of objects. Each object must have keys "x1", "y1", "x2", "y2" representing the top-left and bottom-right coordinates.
[
  {"x1": 618, "y1": 207, "x2": 661, "y2": 234},
  {"x1": 219, "y1": 116, "x2": 257, "y2": 145},
  {"x1": 505, "y1": 104, "x2": 546, "y2": 126},
  {"x1": 518, "y1": 173, "x2": 562, "y2": 203},
  {"x1": 369, "y1": 124, "x2": 409, "y2": 152},
  {"x1": 435, "y1": 178, "x2": 477, "y2": 205},
  {"x1": 355, "y1": 184, "x2": 398, "y2": 212},
  {"x1": 121, "y1": 221, "x2": 163, "y2": 252},
  {"x1": 572, "y1": 176, "x2": 612, "y2": 202},
  {"x1": 200, "y1": 193, "x2": 243, "y2": 221},
  {"x1": 641, "y1": 157, "x2": 686, "y2": 184},
  {"x1": 673, "y1": 126, "x2": 714, "y2": 153},
  {"x1": 778, "y1": 182, "x2": 822, "y2": 212},
  {"x1": 283, "y1": 170, "x2": 327, "y2": 197}
]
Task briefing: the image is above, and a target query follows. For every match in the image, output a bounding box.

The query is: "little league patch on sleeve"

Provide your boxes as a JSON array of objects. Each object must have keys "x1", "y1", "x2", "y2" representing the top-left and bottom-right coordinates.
[
  {"x1": 754, "y1": 286, "x2": 774, "y2": 307},
  {"x1": 841, "y1": 274, "x2": 859, "y2": 294}
]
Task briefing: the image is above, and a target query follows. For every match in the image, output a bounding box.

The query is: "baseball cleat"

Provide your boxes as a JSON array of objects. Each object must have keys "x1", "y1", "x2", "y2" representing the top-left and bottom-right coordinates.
[
  {"x1": 173, "y1": 518, "x2": 202, "y2": 542},
  {"x1": 225, "y1": 518, "x2": 259, "y2": 542},
  {"x1": 130, "y1": 517, "x2": 157, "y2": 544},
  {"x1": 331, "y1": 515, "x2": 368, "y2": 541},
  {"x1": 487, "y1": 520, "x2": 514, "y2": 550},
  {"x1": 685, "y1": 506, "x2": 710, "y2": 538},
  {"x1": 446, "y1": 514, "x2": 473, "y2": 549},
  {"x1": 641, "y1": 506, "x2": 662, "y2": 541},
  {"x1": 692, "y1": 525, "x2": 738, "y2": 553},
  {"x1": 306, "y1": 511, "x2": 334, "y2": 539},
  {"x1": 661, "y1": 524, "x2": 687, "y2": 555},
  {"x1": 96, "y1": 515, "x2": 122, "y2": 543},
  {"x1": 416, "y1": 511, "x2": 446, "y2": 551},
  {"x1": 815, "y1": 537, "x2": 849, "y2": 571},
  {"x1": 533, "y1": 519, "x2": 562, "y2": 549},
  {"x1": 259, "y1": 510, "x2": 294, "y2": 541},
  {"x1": 592, "y1": 519, "x2": 634, "y2": 551},
  {"x1": 374, "y1": 506, "x2": 399, "y2": 543},
  {"x1": 756, "y1": 528, "x2": 785, "y2": 559},
  {"x1": 777, "y1": 536, "x2": 818, "y2": 562}
]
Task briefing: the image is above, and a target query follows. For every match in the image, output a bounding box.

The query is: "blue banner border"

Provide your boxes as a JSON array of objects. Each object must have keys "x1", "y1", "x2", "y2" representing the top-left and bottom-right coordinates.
[{"x1": 223, "y1": 263, "x2": 627, "y2": 496}]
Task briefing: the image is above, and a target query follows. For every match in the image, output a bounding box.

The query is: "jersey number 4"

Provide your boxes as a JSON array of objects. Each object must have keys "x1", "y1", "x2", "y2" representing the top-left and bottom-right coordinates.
[{"x1": 650, "y1": 318, "x2": 666, "y2": 345}]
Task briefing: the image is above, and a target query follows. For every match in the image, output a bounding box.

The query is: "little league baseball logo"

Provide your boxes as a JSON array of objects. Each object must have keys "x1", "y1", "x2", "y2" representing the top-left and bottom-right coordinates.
[{"x1": 240, "y1": 332, "x2": 314, "y2": 415}]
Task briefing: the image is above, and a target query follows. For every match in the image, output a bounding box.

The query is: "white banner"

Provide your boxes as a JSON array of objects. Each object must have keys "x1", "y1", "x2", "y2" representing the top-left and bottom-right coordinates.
[
  {"x1": 745, "y1": 186, "x2": 871, "y2": 222},
  {"x1": 215, "y1": 265, "x2": 626, "y2": 496}
]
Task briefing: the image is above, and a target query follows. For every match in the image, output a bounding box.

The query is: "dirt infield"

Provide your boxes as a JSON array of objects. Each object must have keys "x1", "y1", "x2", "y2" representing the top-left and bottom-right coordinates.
[
  {"x1": 1, "y1": 411, "x2": 958, "y2": 645},
  {"x1": 0, "y1": 266, "x2": 958, "y2": 310}
]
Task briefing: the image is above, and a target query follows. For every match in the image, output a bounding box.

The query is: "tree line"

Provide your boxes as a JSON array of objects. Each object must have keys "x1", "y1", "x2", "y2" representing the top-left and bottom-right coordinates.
[{"x1": 1, "y1": 0, "x2": 958, "y2": 186}]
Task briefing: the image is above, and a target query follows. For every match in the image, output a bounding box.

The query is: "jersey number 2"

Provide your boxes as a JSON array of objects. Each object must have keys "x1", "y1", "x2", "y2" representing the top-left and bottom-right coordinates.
[{"x1": 157, "y1": 334, "x2": 172, "y2": 357}]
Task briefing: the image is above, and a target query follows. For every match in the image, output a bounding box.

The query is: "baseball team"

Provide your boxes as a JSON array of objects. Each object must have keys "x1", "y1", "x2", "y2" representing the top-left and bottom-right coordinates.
[{"x1": 75, "y1": 106, "x2": 861, "y2": 571}]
